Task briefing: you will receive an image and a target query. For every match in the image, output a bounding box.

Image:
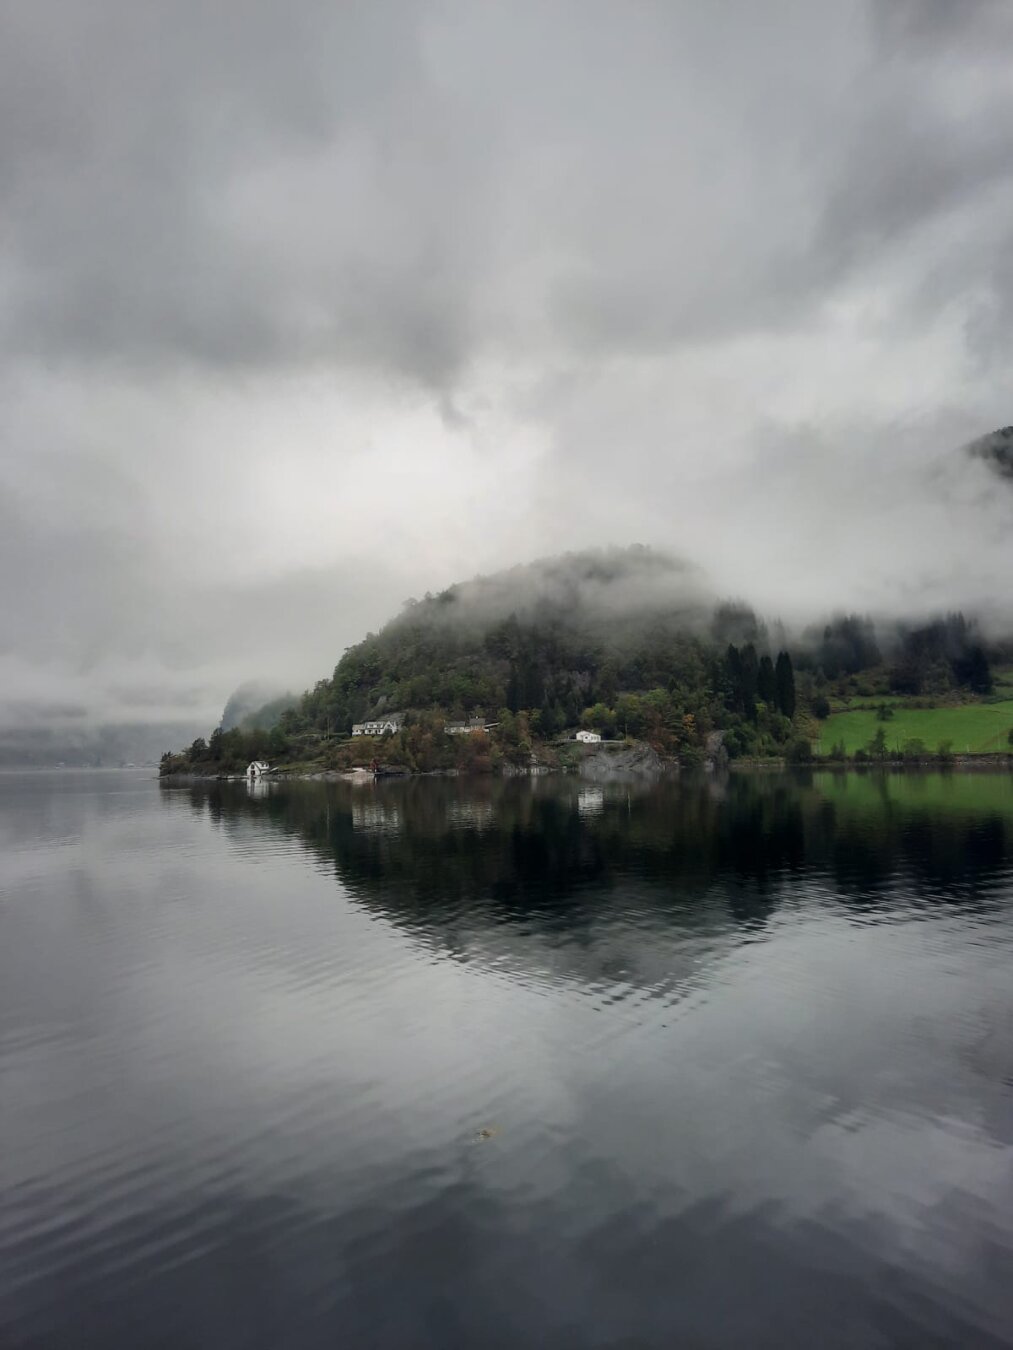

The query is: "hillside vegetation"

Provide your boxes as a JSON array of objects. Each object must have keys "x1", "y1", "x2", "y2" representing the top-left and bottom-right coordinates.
[{"x1": 161, "y1": 547, "x2": 1013, "y2": 776}]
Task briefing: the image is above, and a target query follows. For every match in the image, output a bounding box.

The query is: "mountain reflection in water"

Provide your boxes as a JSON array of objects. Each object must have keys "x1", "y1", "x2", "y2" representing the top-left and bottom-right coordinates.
[{"x1": 2, "y1": 768, "x2": 1012, "y2": 1349}]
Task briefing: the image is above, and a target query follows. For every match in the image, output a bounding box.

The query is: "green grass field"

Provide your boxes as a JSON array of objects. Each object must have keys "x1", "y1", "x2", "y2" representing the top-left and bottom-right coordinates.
[{"x1": 819, "y1": 699, "x2": 1013, "y2": 756}]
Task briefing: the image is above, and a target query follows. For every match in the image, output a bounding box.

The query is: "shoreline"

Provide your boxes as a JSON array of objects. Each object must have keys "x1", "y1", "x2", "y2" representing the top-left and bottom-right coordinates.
[{"x1": 159, "y1": 753, "x2": 1013, "y2": 785}]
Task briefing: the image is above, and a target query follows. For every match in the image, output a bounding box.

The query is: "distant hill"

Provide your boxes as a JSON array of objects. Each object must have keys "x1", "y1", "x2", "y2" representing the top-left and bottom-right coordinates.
[
  {"x1": 0, "y1": 721, "x2": 207, "y2": 768},
  {"x1": 221, "y1": 682, "x2": 297, "y2": 731},
  {"x1": 966, "y1": 426, "x2": 1013, "y2": 481}
]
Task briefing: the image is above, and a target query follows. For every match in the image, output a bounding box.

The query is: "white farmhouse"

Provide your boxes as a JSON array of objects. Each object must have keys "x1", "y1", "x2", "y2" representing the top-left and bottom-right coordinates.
[
  {"x1": 575, "y1": 730, "x2": 602, "y2": 744},
  {"x1": 247, "y1": 760, "x2": 271, "y2": 779},
  {"x1": 351, "y1": 714, "x2": 403, "y2": 737}
]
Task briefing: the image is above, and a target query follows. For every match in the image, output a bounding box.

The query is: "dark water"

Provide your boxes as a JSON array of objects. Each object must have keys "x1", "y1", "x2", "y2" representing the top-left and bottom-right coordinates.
[{"x1": 3, "y1": 769, "x2": 1013, "y2": 1349}]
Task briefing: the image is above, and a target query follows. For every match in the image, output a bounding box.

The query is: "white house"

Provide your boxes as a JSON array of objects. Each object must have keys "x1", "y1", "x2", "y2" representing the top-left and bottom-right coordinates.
[
  {"x1": 575, "y1": 730, "x2": 602, "y2": 744},
  {"x1": 444, "y1": 717, "x2": 491, "y2": 736},
  {"x1": 247, "y1": 760, "x2": 271, "y2": 779},
  {"x1": 352, "y1": 715, "x2": 403, "y2": 737}
]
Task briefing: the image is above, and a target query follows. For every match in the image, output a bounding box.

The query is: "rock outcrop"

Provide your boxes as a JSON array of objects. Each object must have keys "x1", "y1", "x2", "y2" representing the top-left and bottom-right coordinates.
[{"x1": 577, "y1": 740, "x2": 667, "y2": 781}]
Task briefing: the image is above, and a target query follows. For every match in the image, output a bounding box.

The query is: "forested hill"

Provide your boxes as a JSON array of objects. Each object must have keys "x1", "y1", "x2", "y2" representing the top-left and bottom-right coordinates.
[
  {"x1": 286, "y1": 545, "x2": 727, "y2": 739},
  {"x1": 280, "y1": 547, "x2": 1001, "y2": 733},
  {"x1": 163, "y1": 546, "x2": 1009, "y2": 775}
]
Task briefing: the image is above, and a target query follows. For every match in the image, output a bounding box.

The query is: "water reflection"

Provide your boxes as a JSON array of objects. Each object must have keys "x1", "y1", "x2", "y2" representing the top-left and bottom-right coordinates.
[
  {"x1": 168, "y1": 769, "x2": 1013, "y2": 939},
  {"x1": 2, "y1": 769, "x2": 1012, "y2": 1349},
  {"x1": 160, "y1": 771, "x2": 1013, "y2": 1049}
]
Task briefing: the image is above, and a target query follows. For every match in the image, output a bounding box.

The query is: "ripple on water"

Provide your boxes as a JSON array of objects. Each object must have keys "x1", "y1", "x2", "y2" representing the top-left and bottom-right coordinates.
[{"x1": 2, "y1": 770, "x2": 1013, "y2": 1348}]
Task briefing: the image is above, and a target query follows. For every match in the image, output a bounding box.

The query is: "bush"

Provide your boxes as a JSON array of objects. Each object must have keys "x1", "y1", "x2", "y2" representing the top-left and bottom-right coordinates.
[
  {"x1": 902, "y1": 738, "x2": 927, "y2": 761},
  {"x1": 786, "y1": 738, "x2": 813, "y2": 764},
  {"x1": 722, "y1": 726, "x2": 749, "y2": 759},
  {"x1": 812, "y1": 695, "x2": 831, "y2": 720},
  {"x1": 936, "y1": 740, "x2": 954, "y2": 765}
]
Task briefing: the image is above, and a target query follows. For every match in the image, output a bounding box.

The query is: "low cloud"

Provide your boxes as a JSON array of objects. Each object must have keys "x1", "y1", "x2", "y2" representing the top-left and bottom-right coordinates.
[{"x1": 1, "y1": 0, "x2": 1011, "y2": 739}]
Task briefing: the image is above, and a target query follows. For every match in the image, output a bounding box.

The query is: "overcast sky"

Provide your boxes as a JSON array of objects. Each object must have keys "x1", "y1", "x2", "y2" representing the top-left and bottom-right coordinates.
[{"x1": 2, "y1": 0, "x2": 1012, "y2": 731}]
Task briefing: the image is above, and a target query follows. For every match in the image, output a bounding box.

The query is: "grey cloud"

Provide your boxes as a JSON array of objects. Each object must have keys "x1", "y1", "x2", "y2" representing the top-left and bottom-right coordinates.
[
  {"x1": 2, "y1": 0, "x2": 1012, "y2": 745},
  {"x1": 809, "y1": 2, "x2": 1013, "y2": 372},
  {"x1": 0, "y1": 1, "x2": 486, "y2": 385},
  {"x1": 0, "y1": 461, "x2": 412, "y2": 730},
  {"x1": 7, "y1": 0, "x2": 1005, "y2": 384},
  {"x1": 413, "y1": 545, "x2": 714, "y2": 631},
  {"x1": 871, "y1": 0, "x2": 1013, "y2": 49},
  {"x1": 0, "y1": 491, "x2": 149, "y2": 666},
  {"x1": 819, "y1": 106, "x2": 1013, "y2": 270}
]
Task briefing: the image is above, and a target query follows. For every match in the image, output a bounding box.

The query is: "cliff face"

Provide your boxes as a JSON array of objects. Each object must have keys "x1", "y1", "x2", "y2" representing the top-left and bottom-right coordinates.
[{"x1": 577, "y1": 741, "x2": 668, "y2": 781}]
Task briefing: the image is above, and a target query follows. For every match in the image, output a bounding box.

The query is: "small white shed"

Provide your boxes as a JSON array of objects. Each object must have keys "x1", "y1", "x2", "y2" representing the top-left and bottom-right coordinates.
[
  {"x1": 247, "y1": 761, "x2": 270, "y2": 779},
  {"x1": 575, "y1": 730, "x2": 602, "y2": 744}
]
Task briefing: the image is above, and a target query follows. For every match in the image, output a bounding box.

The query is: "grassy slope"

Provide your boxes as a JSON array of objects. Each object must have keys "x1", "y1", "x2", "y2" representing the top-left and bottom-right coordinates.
[{"x1": 820, "y1": 699, "x2": 1013, "y2": 756}]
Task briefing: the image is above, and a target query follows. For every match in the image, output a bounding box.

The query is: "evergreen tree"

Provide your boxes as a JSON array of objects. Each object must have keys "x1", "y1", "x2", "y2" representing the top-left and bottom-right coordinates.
[
  {"x1": 757, "y1": 654, "x2": 776, "y2": 706},
  {"x1": 521, "y1": 658, "x2": 544, "y2": 709},
  {"x1": 724, "y1": 643, "x2": 758, "y2": 721},
  {"x1": 739, "y1": 643, "x2": 759, "y2": 719},
  {"x1": 539, "y1": 700, "x2": 561, "y2": 737},
  {"x1": 506, "y1": 663, "x2": 520, "y2": 713},
  {"x1": 952, "y1": 643, "x2": 992, "y2": 694},
  {"x1": 725, "y1": 644, "x2": 742, "y2": 703},
  {"x1": 775, "y1": 651, "x2": 796, "y2": 719}
]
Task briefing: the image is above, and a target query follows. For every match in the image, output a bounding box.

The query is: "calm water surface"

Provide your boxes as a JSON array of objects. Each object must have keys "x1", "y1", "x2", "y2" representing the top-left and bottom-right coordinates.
[{"x1": 2, "y1": 768, "x2": 1013, "y2": 1348}]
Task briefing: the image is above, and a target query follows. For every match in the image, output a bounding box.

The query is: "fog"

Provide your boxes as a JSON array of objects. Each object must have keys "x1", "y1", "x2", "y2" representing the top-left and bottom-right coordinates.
[
  {"x1": 401, "y1": 547, "x2": 715, "y2": 631},
  {"x1": 2, "y1": 0, "x2": 1012, "y2": 745}
]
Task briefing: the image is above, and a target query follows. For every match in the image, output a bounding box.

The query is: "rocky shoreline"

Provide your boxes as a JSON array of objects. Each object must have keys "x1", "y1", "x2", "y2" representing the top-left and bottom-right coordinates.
[{"x1": 159, "y1": 737, "x2": 1013, "y2": 786}]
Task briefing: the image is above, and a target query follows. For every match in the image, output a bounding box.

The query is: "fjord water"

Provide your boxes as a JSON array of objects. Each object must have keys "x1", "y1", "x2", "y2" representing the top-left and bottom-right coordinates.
[{"x1": 2, "y1": 771, "x2": 1013, "y2": 1349}]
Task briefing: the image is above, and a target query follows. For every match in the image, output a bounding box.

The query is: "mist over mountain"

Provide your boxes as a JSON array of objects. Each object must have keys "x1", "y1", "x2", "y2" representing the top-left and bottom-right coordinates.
[
  {"x1": 396, "y1": 547, "x2": 714, "y2": 633},
  {"x1": 188, "y1": 541, "x2": 1000, "y2": 756},
  {"x1": 221, "y1": 683, "x2": 297, "y2": 732},
  {"x1": 0, "y1": 722, "x2": 207, "y2": 769},
  {"x1": 967, "y1": 426, "x2": 1013, "y2": 482},
  {"x1": 12, "y1": 508, "x2": 1013, "y2": 766}
]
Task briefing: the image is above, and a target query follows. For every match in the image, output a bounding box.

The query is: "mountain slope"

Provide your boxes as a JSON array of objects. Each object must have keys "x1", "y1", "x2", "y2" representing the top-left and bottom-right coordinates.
[{"x1": 280, "y1": 546, "x2": 724, "y2": 739}]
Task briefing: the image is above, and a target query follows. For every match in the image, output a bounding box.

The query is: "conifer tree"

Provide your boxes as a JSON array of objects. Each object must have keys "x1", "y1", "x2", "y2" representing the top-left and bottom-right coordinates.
[
  {"x1": 775, "y1": 651, "x2": 796, "y2": 719},
  {"x1": 757, "y1": 655, "x2": 776, "y2": 706}
]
